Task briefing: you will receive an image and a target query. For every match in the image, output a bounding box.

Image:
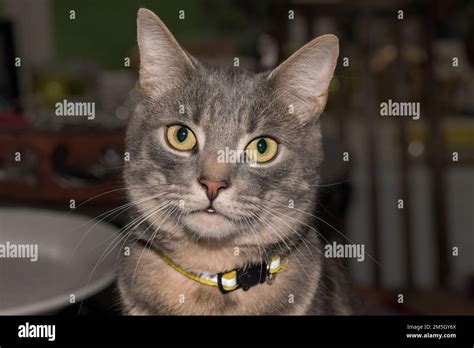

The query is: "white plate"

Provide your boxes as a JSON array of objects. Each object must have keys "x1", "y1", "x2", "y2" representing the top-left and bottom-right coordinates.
[{"x1": 0, "y1": 208, "x2": 120, "y2": 315}]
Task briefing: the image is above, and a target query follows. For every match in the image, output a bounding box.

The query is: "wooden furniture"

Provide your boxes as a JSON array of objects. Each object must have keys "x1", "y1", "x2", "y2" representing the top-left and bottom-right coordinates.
[{"x1": 0, "y1": 129, "x2": 125, "y2": 204}]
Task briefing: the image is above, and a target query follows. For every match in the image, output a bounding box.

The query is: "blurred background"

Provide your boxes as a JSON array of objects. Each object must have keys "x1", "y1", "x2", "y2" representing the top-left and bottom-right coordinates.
[{"x1": 0, "y1": 0, "x2": 473, "y2": 315}]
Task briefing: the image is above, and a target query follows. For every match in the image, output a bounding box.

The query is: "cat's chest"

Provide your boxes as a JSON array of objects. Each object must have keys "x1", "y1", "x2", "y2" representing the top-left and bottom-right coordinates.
[{"x1": 125, "y1": 244, "x2": 319, "y2": 315}]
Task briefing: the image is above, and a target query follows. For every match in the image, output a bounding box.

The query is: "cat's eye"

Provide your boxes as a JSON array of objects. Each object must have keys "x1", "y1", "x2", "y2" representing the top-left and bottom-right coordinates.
[
  {"x1": 246, "y1": 137, "x2": 278, "y2": 163},
  {"x1": 166, "y1": 125, "x2": 197, "y2": 151}
]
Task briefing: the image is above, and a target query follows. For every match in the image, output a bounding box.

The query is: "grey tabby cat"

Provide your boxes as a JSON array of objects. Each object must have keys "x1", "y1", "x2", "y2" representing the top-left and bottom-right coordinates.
[{"x1": 118, "y1": 8, "x2": 353, "y2": 315}]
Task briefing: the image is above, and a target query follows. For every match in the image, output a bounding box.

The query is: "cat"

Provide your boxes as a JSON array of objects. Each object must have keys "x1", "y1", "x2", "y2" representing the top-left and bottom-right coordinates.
[{"x1": 117, "y1": 8, "x2": 353, "y2": 315}]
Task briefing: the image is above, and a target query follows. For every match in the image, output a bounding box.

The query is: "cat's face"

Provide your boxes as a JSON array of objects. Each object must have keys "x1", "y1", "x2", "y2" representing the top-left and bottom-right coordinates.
[{"x1": 125, "y1": 9, "x2": 338, "y2": 244}]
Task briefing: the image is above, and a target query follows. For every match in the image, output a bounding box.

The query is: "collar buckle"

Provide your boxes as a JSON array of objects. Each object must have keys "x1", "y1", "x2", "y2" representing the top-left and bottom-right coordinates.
[
  {"x1": 237, "y1": 262, "x2": 268, "y2": 291},
  {"x1": 217, "y1": 262, "x2": 268, "y2": 294}
]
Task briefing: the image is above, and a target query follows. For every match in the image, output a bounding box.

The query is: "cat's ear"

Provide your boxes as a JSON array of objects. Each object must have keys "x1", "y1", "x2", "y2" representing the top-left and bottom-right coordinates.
[
  {"x1": 268, "y1": 35, "x2": 339, "y2": 124},
  {"x1": 137, "y1": 8, "x2": 195, "y2": 95}
]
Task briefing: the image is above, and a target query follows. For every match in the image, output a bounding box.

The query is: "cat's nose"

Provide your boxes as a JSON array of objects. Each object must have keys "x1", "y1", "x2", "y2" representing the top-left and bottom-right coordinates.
[{"x1": 199, "y1": 178, "x2": 229, "y2": 202}]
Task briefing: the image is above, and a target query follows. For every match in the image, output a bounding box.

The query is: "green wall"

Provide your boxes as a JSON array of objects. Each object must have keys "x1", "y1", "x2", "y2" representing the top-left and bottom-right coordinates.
[
  {"x1": 52, "y1": 0, "x2": 269, "y2": 70},
  {"x1": 53, "y1": 0, "x2": 205, "y2": 70}
]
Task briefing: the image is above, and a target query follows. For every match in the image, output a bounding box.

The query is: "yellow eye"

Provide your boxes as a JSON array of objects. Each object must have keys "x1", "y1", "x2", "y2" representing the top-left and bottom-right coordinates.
[
  {"x1": 245, "y1": 137, "x2": 278, "y2": 163},
  {"x1": 166, "y1": 125, "x2": 197, "y2": 151}
]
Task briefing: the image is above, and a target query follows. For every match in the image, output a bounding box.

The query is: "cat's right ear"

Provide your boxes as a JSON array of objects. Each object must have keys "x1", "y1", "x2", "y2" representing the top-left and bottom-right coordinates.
[
  {"x1": 137, "y1": 8, "x2": 195, "y2": 95},
  {"x1": 268, "y1": 35, "x2": 339, "y2": 124}
]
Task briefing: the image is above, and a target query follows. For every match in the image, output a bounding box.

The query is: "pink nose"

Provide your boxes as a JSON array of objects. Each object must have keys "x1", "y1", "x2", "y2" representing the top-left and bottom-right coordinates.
[{"x1": 199, "y1": 178, "x2": 229, "y2": 202}]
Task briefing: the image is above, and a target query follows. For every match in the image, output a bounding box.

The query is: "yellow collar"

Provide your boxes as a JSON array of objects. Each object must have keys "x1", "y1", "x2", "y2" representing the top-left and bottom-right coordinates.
[{"x1": 154, "y1": 248, "x2": 287, "y2": 294}]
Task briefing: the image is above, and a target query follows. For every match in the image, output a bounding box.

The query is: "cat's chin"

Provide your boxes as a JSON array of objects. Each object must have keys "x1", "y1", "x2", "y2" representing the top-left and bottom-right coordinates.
[{"x1": 182, "y1": 211, "x2": 237, "y2": 239}]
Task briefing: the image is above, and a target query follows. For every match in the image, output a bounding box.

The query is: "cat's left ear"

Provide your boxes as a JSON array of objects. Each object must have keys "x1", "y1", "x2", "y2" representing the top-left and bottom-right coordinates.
[
  {"x1": 268, "y1": 35, "x2": 339, "y2": 124},
  {"x1": 137, "y1": 8, "x2": 195, "y2": 96}
]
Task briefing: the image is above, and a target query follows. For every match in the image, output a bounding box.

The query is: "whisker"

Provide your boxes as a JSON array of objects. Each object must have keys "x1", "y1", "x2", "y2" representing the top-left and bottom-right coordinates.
[
  {"x1": 259, "y1": 197, "x2": 382, "y2": 268},
  {"x1": 254, "y1": 203, "x2": 315, "y2": 259},
  {"x1": 131, "y1": 205, "x2": 178, "y2": 289},
  {"x1": 102, "y1": 200, "x2": 174, "y2": 270},
  {"x1": 247, "y1": 208, "x2": 314, "y2": 283},
  {"x1": 242, "y1": 214, "x2": 265, "y2": 267},
  {"x1": 67, "y1": 192, "x2": 169, "y2": 265},
  {"x1": 124, "y1": 201, "x2": 174, "y2": 256},
  {"x1": 65, "y1": 182, "x2": 170, "y2": 214},
  {"x1": 76, "y1": 200, "x2": 172, "y2": 315}
]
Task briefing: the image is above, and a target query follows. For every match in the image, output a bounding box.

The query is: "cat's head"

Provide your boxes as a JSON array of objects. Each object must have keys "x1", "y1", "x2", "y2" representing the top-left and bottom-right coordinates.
[{"x1": 125, "y1": 9, "x2": 338, "y2": 245}]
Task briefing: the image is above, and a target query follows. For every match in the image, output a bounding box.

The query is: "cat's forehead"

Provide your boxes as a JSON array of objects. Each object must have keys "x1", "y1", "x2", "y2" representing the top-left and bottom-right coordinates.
[{"x1": 186, "y1": 67, "x2": 269, "y2": 134}]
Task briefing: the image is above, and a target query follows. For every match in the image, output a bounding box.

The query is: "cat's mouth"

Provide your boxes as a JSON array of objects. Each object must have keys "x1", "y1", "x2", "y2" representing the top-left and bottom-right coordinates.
[
  {"x1": 191, "y1": 206, "x2": 228, "y2": 218},
  {"x1": 183, "y1": 205, "x2": 238, "y2": 238}
]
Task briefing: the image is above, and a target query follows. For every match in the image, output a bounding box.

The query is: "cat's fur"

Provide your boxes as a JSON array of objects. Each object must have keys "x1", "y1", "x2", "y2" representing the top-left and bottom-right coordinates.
[{"x1": 117, "y1": 8, "x2": 353, "y2": 315}]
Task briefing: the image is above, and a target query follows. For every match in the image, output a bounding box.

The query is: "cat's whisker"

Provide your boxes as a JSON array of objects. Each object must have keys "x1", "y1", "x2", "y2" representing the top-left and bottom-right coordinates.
[
  {"x1": 255, "y1": 203, "x2": 315, "y2": 259},
  {"x1": 259, "y1": 197, "x2": 382, "y2": 268},
  {"x1": 248, "y1": 205, "x2": 314, "y2": 262},
  {"x1": 247, "y1": 208, "x2": 314, "y2": 283},
  {"x1": 254, "y1": 200, "x2": 332, "y2": 251},
  {"x1": 129, "y1": 208, "x2": 171, "y2": 289},
  {"x1": 82, "y1": 202, "x2": 164, "y2": 272},
  {"x1": 242, "y1": 214, "x2": 265, "y2": 265},
  {"x1": 125, "y1": 201, "x2": 174, "y2": 257},
  {"x1": 64, "y1": 182, "x2": 168, "y2": 214},
  {"x1": 65, "y1": 184, "x2": 171, "y2": 238},
  {"x1": 77, "y1": 201, "x2": 172, "y2": 315},
  {"x1": 98, "y1": 201, "x2": 174, "y2": 262},
  {"x1": 175, "y1": 203, "x2": 185, "y2": 226},
  {"x1": 67, "y1": 192, "x2": 170, "y2": 266},
  {"x1": 251, "y1": 201, "x2": 323, "y2": 252},
  {"x1": 247, "y1": 210, "x2": 292, "y2": 254},
  {"x1": 275, "y1": 178, "x2": 351, "y2": 188},
  {"x1": 131, "y1": 205, "x2": 178, "y2": 289},
  {"x1": 243, "y1": 199, "x2": 316, "y2": 260},
  {"x1": 253, "y1": 208, "x2": 325, "y2": 284},
  {"x1": 251, "y1": 206, "x2": 335, "y2": 294},
  {"x1": 74, "y1": 192, "x2": 164, "y2": 239},
  {"x1": 246, "y1": 200, "x2": 336, "y2": 282}
]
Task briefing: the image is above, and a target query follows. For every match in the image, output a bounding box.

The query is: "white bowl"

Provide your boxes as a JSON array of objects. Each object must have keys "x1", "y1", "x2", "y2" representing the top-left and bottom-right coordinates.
[{"x1": 0, "y1": 208, "x2": 120, "y2": 315}]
